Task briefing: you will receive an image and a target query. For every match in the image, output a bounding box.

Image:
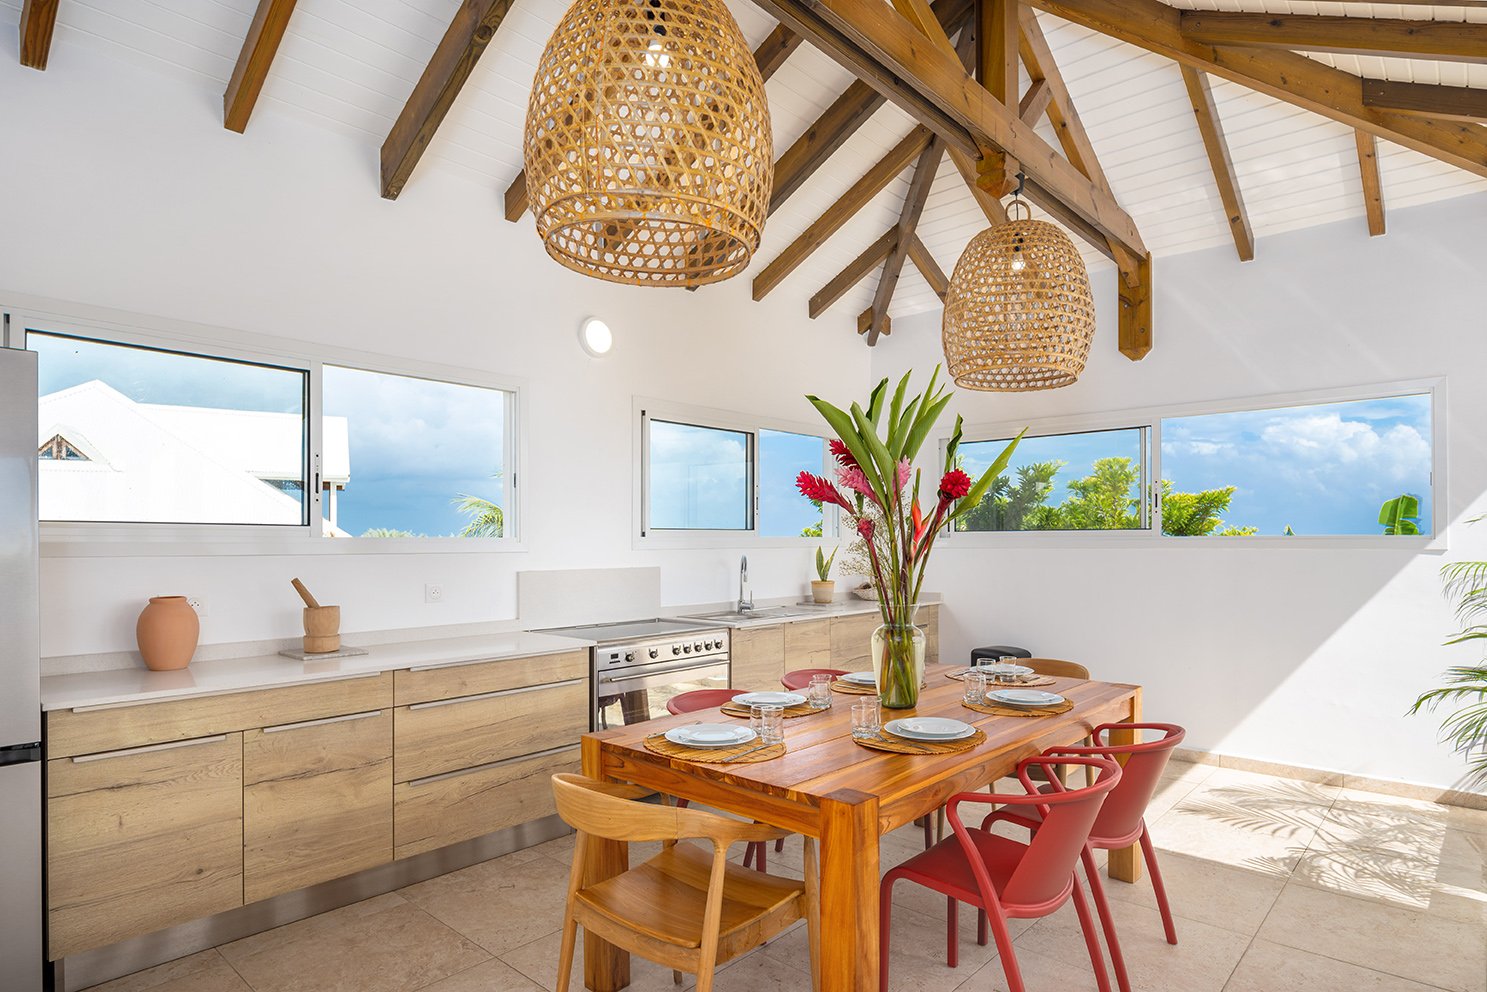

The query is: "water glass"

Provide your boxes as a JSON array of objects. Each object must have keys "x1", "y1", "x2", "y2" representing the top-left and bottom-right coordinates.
[
  {"x1": 807, "y1": 674, "x2": 834, "y2": 709},
  {"x1": 997, "y1": 656, "x2": 1021, "y2": 684},
  {"x1": 962, "y1": 670, "x2": 988, "y2": 705},
  {"x1": 750, "y1": 704, "x2": 785, "y2": 745},
  {"x1": 850, "y1": 699, "x2": 881, "y2": 739}
]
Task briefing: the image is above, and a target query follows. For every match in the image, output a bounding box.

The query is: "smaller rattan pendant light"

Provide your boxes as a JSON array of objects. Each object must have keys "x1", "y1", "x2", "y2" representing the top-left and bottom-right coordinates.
[
  {"x1": 523, "y1": 0, "x2": 773, "y2": 287},
  {"x1": 942, "y1": 181, "x2": 1096, "y2": 391}
]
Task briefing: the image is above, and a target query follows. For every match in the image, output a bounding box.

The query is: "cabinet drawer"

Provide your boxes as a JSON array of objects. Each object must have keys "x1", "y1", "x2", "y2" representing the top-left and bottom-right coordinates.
[
  {"x1": 730, "y1": 626, "x2": 785, "y2": 692},
  {"x1": 394, "y1": 745, "x2": 579, "y2": 859},
  {"x1": 830, "y1": 613, "x2": 880, "y2": 671},
  {"x1": 783, "y1": 619, "x2": 831, "y2": 669},
  {"x1": 394, "y1": 650, "x2": 588, "y2": 707},
  {"x1": 394, "y1": 680, "x2": 588, "y2": 783},
  {"x1": 243, "y1": 710, "x2": 393, "y2": 904},
  {"x1": 47, "y1": 733, "x2": 243, "y2": 959},
  {"x1": 48, "y1": 672, "x2": 393, "y2": 759},
  {"x1": 920, "y1": 605, "x2": 940, "y2": 665}
]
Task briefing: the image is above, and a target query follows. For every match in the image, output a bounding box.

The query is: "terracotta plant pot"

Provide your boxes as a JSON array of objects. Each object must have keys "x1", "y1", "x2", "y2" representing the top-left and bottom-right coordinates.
[
  {"x1": 136, "y1": 596, "x2": 200, "y2": 672},
  {"x1": 810, "y1": 580, "x2": 835, "y2": 604}
]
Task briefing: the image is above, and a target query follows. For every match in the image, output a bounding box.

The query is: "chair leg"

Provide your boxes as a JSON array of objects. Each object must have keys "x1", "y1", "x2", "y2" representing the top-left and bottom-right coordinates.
[
  {"x1": 879, "y1": 876, "x2": 896, "y2": 992},
  {"x1": 983, "y1": 906, "x2": 1026, "y2": 992},
  {"x1": 672, "y1": 971, "x2": 683, "y2": 985},
  {"x1": 805, "y1": 838, "x2": 822, "y2": 992},
  {"x1": 921, "y1": 815, "x2": 934, "y2": 850},
  {"x1": 977, "y1": 908, "x2": 988, "y2": 946},
  {"x1": 1140, "y1": 827, "x2": 1179, "y2": 945},
  {"x1": 1070, "y1": 879, "x2": 1112, "y2": 992},
  {"x1": 555, "y1": 906, "x2": 579, "y2": 992},
  {"x1": 775, "y1": 837, "x2": 785, "y2": 853},
  {"x1": 755, "y1": 842, "x2": 766, "y2": 873},
  {"x1": 946, "y1": 897, "x2": 959, "y2": 968},
  {"x1": 1082, "y1": 848, "x2": 1132, "y2": 992}
]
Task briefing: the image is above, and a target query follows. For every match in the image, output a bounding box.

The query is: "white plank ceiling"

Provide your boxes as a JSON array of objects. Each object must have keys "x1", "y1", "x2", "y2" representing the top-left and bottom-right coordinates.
[{"x1": 2, "y1": 0, "x2": 1484, "y2": 325}]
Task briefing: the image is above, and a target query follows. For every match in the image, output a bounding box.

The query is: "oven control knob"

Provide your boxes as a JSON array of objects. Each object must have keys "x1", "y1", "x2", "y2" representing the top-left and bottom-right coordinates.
[
  {"x1": 683, "y1": 644, "x2": 692, "y2": 653},
  {"x1": 672, "y1": 645, "x2": 681, "y2": 655},
  {"x1": 707, "y1": 640, "x2": 716, "y2": 650},
  {"x1": 693, "y1": 641, "x2": 703, "y2": 651},
  {"x1": 624, "y1": 652, "x2": 634, "y2": 662},
  {"x1": 649, "y1": 648, "x2": 659, "y2": 659}
]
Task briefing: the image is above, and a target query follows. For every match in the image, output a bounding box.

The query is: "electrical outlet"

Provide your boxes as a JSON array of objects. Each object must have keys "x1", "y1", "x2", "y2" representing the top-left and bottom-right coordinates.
[
  {"x1": 187, "y1": 595, "x2": 209, "y2": 618},
  {"x1": 424, "y1": 584, "x2": 444, "y2": 604}
]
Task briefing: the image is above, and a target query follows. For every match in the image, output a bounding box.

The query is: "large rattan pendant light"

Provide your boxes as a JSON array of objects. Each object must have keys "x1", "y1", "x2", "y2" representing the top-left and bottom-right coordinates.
[
  {"x1": 524, "y1": 0, "x2": 773, "y2": 287},
  {"x1": 942, "y1": 179, "x2": 1096, "y2": 391}
]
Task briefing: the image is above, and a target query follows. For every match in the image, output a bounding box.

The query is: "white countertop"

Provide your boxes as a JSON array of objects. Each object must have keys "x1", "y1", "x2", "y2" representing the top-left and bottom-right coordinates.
[
  {"x1": 662, "y1": 596, "x2": 936, "y2": 629},
  {"x1": 40, "y1": 630, "x2": 594, "y2": 711}
]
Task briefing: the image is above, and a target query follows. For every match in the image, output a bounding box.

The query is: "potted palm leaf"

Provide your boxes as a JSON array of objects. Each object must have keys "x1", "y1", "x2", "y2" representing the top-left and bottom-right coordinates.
[
  {"x1": 812, "y1": 546, "x2": 838, "y2": 604},
  {"x1": 797, "y1": 367, "x2": 1022, "y2": 708}
]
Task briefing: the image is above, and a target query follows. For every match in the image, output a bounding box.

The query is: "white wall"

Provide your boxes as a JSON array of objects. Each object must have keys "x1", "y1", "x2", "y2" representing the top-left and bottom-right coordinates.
[
  {"x1": 0, "y1": 44, "x2": 870, "y2": 658},
  {"x1": 874, "y1": 193, "x2": 1487, "y2": 792}
]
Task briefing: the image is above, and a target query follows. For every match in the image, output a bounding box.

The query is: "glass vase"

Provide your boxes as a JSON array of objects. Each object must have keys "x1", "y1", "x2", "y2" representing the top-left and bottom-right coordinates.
[{"x1": 871, "y1": 622, "x2": 926, "y2": 709}]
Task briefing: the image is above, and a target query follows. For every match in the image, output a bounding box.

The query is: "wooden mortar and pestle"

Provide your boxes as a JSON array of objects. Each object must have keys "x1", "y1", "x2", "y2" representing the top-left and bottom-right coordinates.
[{"x1": 291, "y1": 578, "x2": 340, "y2": 654}]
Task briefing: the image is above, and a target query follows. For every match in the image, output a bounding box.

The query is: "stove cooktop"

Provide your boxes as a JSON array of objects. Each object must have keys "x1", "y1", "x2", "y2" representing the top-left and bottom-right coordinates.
[{"x1": 540, "y1": 617, "x2": 717, "y2": 644}]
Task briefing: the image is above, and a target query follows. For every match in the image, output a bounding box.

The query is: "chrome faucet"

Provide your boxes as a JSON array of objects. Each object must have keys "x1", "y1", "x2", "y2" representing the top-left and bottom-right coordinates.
[{"x1": 737, "y1": 555, "x2": 754, "y2": 613}]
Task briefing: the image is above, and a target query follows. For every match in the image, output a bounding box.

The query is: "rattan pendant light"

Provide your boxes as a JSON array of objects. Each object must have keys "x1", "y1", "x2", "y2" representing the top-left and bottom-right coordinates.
[
  {"x1": 523, "y1": 0, "x2": 773, "y2": 287},
  {"x1": 942, "y1": 186, "x2": 1096, "y2": 391}
]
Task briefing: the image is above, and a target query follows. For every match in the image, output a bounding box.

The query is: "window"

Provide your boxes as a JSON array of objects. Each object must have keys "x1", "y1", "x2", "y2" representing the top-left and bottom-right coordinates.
[
  {"x1": 760, "y1": 429, "x2": 828, "y2": 537},
  {"x1": 321, "y1": 365, "x2": 511, "y2": 539},
  {"x1": 1161, "y1": 393, "x2": 1433, "y2": 537},
  {"x1": 955, "y1": 427, "x2": 1150, "y2": 532},
  {"x1": 31, "y1": 331, "x2": 308, "y2": 526}
]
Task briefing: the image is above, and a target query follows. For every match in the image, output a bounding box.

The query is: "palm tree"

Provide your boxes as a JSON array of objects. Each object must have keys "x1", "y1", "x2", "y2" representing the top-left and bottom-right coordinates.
[
  {"x1": 1412, "y1": 517, "x2": 1487, "y2": 786},
  {"x1": 452, "y1": 493, "x2": 504, "y2": 538}
]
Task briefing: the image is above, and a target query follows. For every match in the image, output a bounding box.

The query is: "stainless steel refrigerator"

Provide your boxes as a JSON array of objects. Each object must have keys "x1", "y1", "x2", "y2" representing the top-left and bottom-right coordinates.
[{"x1": 0, "y1": 346, "x2": 44, "y2": 991}]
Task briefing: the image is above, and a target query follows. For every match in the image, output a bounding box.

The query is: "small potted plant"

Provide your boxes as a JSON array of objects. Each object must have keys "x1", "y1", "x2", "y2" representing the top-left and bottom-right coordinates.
[{"x1": 811, "y1": 546, "x2": 837, "y2": 604}]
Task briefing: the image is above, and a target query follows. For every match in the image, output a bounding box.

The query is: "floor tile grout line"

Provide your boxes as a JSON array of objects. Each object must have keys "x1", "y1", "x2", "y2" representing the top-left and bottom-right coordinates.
[{"x1": 214, "y1": 946, "x2": 261, "y2": 992}]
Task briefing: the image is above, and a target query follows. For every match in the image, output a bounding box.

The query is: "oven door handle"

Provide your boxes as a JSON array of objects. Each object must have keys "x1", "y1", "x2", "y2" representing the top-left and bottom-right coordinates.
[{"x1": 599, "y1": 661, "x2": 728, "y2": 686}]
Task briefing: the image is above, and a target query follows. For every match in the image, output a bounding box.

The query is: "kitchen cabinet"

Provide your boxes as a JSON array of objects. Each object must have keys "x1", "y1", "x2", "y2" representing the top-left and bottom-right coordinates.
[
  {"x1": 47, "y1": 733, "x2": 243, "y2": 959},
  {"x1": 783, "y1": 619, "x2": 832, "y2": 668},
  {"x1": 729, "y1": 625, "x2": 785, "y2": 692},
  {"x1": 393, "y1": 680, "x2": 587, "y2": 782},
  {"x1": 243, "y1": 709, "x2": 393, "y2": 904},
  {"x1": 829, "y1": 612, "x2": 880, "y2": 671},
  {"x1": 921, "y1": 604, "x2": 940, "y2": 664},
  {"x1": 394, "y1": 650, "x2": 587, "y2": 707}
]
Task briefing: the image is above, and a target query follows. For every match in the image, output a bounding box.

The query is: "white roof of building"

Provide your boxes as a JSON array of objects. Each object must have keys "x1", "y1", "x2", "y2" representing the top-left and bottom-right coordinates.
[{"x1": 141, "y1": 402, "x2": 350, "y2": 484}]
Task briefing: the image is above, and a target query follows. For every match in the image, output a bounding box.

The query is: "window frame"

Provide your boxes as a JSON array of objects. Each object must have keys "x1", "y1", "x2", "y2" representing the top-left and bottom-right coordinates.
[
  {"x1": 939, "y1": 378, "x2": 1447, "y2": 550},
  {"x1": 634, "y1": 397, "x2": 838, "y2": 549},
  {"x1": 7, "y1": 297, "x2": 527, "y2": 557}
]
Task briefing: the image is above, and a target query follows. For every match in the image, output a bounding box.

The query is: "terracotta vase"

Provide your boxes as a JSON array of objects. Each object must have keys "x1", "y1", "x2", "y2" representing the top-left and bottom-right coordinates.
[{"x1": 136, "y1": 596, "x2": 200, "y2": 672}]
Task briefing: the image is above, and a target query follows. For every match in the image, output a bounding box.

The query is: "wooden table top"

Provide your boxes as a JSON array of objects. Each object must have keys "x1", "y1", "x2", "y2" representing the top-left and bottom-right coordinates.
[{"x1": 587, "y1": 665, "x2": 1140, "y2": 835}]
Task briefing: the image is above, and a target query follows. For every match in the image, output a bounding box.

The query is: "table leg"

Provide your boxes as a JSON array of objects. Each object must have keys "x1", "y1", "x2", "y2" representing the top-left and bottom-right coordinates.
[
  {"x1": 580, "y1": 737, "x2": 631, "y2": 992},
  {"x1": 1107, "y1": 688, "x2": 1145, "y2": 884},
  {"x1": 819, "y1": 789, "x2": 879, "y2": 992}
]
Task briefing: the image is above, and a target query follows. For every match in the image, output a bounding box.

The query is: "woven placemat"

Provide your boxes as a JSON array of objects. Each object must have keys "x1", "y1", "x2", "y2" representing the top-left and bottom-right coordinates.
[
  {"x1": 853, "y1": 728, "x2": 987, "y2": 755},
  {"x1": 946, "y1": 669, "x2": 1057, "y2": 687},
  {"x1": 962, "y1": 698, "x2": 1074, "y2": 718},
  {"x1": 719, "y1": 701, "x2": 825, "y2": 719},
  {"x1": 642, "y1": 735, "x2": 786, "y2": 764},
  {"x1": 831, "y1": 679, "x2": 878, "y2": 695}
]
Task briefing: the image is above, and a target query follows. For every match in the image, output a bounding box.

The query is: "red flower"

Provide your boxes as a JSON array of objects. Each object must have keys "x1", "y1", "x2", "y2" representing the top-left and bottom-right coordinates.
[
  {"x1": 829, "y1": 438, "x2": 858, "y2": 469},
  {"x1": 797, "y1": 470, "x2": 851, "y2": 510},
  {"x1": 937, "y1": 469, "x2": 973, "y2": 501},
  {"x1": 857, "y1": 517, "x2": 875, "y2": 540}
]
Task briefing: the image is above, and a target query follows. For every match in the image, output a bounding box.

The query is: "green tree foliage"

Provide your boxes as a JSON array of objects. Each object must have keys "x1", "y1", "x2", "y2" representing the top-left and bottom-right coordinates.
[
  {"x1": 452, "y1": 493, "x2": 504, "y2": 538},
  {"x1": 1412, "y1": 517, "x2": 1487, "y2": 786},
  {"x1": 1379, "y1": 494, "x2": 1421, "y2": 535},
  {"x1": 961, "y1": 460, "x2": 1063, "y2": 531}
]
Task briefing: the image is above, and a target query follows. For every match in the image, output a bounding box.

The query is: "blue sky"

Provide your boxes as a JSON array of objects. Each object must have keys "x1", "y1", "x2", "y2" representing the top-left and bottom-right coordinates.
[{"x1": 648, "y1": 423, "x2": 824, "y2": 536}]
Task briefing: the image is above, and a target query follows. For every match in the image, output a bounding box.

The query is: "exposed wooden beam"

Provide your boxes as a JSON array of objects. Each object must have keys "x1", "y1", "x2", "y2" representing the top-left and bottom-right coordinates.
[
  {"x1": 809, "y1": 228, "x2": 896, "y2": 319},
  {"x1": 907, "y1": 235, "x2": 949, "y2": 299},
  {"x1": 223, "y1": 0, "x2": 299, "y2": 133},
  {"x1": 976, "y1": 0, "x2": 1020, "y2": 195},
  {"x1": 1362, "y1": 78, "x2": 1487, "y2": 123},
  {"x1": 1018, "y1": 77, "x2": 1053, "y2": 124},
  {"x1": 856, "y1": 308, "x2": 891, "y2": 336},
  {"x1": 504, "y1": 19, "x2": 809, "y2": 220},
  {"x1": 752, "y1": 127, "x2": 931, "y2": 301},
  {"x1": 1180, "y1": 12, "x2": 1487, "y2": 65},
  {"x1": 1024, "y1": 0, "x2": 1487, "y2": 181},
  {"x1": 867, "y1": 137, "x2": 944, "y2": 344},
  {"x1": 1355, "y1": 130, "x2": 1386, "y2": 237},
  {"x1": 19, "y1": 0, "x2": 58, "y2": 70},
  {"x1": 1118, "y1": 252, "x2": 1152, "y2": 361},
  {"x1": 381, "y1": 0, "x2": 516, "y2": 200},
  {"x1": 1179, "y1": 66, "x2": 1254, "y2": 262}
]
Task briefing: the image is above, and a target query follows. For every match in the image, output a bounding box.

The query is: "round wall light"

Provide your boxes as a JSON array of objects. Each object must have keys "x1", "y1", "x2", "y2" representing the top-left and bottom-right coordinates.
[{"x1": 579, "y1": 317, "x2": 613, "y2": 358}]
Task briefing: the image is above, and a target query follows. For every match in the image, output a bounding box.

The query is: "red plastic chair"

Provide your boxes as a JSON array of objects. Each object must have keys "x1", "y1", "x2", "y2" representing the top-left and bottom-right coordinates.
[
  {"x1": 664, "y1": 688, "x2": 771, "y2": 872},
  {"x1": 780, "y1": 668, "x2": 848, "y2": 690},
  {"x1": 881, "y1": 755, "x2": 1122, "y2": 992},
  {"x1": 976, "y1": 724, "x2": 1186, "y2": 992}
]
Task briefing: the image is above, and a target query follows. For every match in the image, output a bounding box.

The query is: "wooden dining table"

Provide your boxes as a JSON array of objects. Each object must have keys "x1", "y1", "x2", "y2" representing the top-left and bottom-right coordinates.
[{"x1": 577, "y1": 664, "x2": 1143, "y2": 992}]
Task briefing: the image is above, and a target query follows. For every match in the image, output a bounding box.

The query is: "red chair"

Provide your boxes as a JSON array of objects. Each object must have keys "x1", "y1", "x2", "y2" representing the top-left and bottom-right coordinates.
[
  {"x1": 881, "y1": 755, "x2": 1122, "y2": 992},
  {"x1": 976, "y1": 724, "x2": 1186, "y2": 992},
  {"x1": 781, "y1": 668, "x2": 848, "y2": 690},
  {"x1": 664, "y1": 688, "x2": 771, "y2": 872}
]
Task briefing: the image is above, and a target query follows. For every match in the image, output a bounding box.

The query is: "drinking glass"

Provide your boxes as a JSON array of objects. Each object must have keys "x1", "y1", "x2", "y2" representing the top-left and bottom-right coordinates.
[
  {"x1": 750, "y1": 704, "x2": 785, "y2": 744},
  {"x1": 851, "y1": 699, "x2": 881, "y2": 739},
  {"x1": 962, "y1": 670, "x2": 988, "y2": 705},
  {"x1": 808, "y1": 674, "x2": 833, "y2": 709},
  {"x1": 997, "y1": 656, "x2": 1021, "y2": 684}
]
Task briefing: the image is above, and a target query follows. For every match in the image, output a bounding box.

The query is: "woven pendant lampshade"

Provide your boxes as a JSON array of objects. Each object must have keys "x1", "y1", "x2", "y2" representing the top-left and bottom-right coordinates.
[
  {"x1": 524, "y1": 0, "x2": 773, "y2": 287},
  {"x1": 941, "y1": 202, "x2": 1096, "y2": 391}
]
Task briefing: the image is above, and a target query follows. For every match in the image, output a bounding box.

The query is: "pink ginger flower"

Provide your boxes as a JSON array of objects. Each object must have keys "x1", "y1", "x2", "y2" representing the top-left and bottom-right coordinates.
[{"x1": 837, "y1": 465, "x2": 876, "y2": 501}]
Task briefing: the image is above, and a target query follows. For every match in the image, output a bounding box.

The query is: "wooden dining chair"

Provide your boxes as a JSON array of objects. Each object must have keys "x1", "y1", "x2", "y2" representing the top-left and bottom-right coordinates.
[
  {"x1": 665, "y1": 689, "x2": 773, "y2": 870},
  {"x1": 1023, "y1": 657, "x2": 1090, "y2": 680},
  {"x1": 550, "y1": 773, "x2": 820, "y2": 992}
]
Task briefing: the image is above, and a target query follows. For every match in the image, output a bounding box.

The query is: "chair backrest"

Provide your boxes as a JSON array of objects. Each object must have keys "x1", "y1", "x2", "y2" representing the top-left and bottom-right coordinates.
[
  {"x1": 1023, "y1": 657, "x2": 1090, "y2": 680},
  {"x1": 550, "y1": 773, "x2": 764, "y2": 847},
  {"x1": 1002, "y1": 756, "x2": 1119, "y2": 906},
  {"x1": 666, "y1": 688, "x2": 738, "y2": 715},
  {"x1": 781, "y1": 668, "x2": 848, "y2": 690},
  {"x1": 1052, "y1": 723, "x2": 1185, "y2": 842}
]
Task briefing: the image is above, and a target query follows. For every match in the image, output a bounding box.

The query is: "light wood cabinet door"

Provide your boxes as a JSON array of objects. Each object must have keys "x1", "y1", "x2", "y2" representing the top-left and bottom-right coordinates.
[
  {"x1": 394, "y1": 679, "x2": 588, "y2": 783},
  {"x1": 829, "y1": 613, "x2": 881, "y2": 671},
  {"x1": 242, "y1": 709, "x2": 393, "y2": 904},
  {"x1": 919, "y1": 605, "x2": 940, "y2": 665},
  {"x1": 47, "y1": 734, "x2": 243, "y2": 959},
  {"x1": 730, "y1": 626, "x2": 785, "y2": 692},
  {"x1": 394, "y1": 745, "x2": 580, "y2": 860},
  {"x1": 783, "y1": 619, "x2": 832, "y2": 671}
]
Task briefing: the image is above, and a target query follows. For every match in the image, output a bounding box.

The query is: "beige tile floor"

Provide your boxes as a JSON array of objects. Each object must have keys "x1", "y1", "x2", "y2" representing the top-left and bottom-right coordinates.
[{"x1": 89, "y1": 762, "x2": 1487, "y2": 992}]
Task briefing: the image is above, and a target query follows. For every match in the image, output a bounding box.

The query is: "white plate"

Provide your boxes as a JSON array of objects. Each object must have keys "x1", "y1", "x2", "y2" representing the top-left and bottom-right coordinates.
[
  {"x1": 732, "y1": 691, "x2": 806, "y2": 707},
  {"x1": 987, "y1": 689, "x2": 1065, "y2": 708},
  {"x1": 839, "y1": 671, "x2": 878, "y2": 685},
  {"x1": 974, "y1": 663, "x2": 1034, "y2": 678},
  {"x1": 665, "y1": 724, "x2": 758, "y2": 748},
  {"x1": 885, "y1": 718, "x2": 976, "y2": 742}
]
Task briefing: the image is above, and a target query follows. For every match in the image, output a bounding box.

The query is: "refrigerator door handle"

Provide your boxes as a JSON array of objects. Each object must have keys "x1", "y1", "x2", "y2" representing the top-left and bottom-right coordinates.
[{"x1": 0, "y1": 743, "x2": 41, "y2": 766}]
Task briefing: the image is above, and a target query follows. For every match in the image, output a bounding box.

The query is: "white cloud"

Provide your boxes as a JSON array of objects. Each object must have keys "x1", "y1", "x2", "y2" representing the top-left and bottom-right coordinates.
[{"x1": 1260, "y1": 413, "x2": 1429, "y2": 483}]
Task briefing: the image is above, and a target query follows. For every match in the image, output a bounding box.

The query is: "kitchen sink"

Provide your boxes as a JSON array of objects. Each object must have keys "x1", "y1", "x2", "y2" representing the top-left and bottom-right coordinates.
[{"x1": 682, "y1": 605, "x2": 830, "y2": 623}]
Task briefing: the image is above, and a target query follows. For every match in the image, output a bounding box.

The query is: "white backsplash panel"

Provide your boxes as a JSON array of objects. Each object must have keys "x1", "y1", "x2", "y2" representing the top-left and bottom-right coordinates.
[{"x1": 518, "y1": 567, "x2": 661, "y2": 630}]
